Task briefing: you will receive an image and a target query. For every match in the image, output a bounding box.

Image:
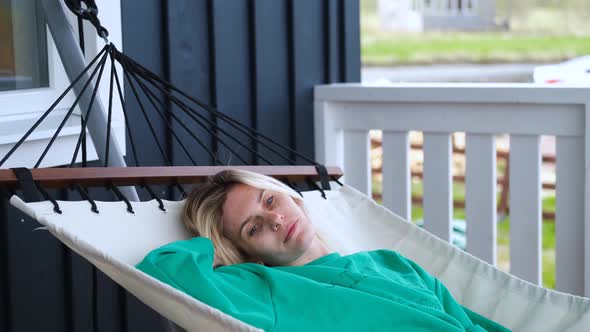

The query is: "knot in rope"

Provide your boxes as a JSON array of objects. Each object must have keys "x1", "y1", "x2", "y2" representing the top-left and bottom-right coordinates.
[{"x1": 64, "y1": 0, "x2": 109, "y2": 43}]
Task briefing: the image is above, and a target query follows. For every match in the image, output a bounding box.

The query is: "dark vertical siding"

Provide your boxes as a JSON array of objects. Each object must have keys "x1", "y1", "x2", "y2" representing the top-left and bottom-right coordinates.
[
  {"x1": 327, "y1": 0, "x2": 343, "y2": 83},
  {"x1": 212, "y1": 0, "x2": 256, "y2": 165},
  {"x1": 167, "y1": 0, "x2": 216, "y2": 167},
  {"x1": 0, "y1": 0, "x2": 360, "y2": 331},
  {"x1": 343, "y1": 0, "x2": 361, "y2": 82},
  {"x1": 253, "y1": 0, "x2": 292, "y2": 164},
  {"x1": 291, "y1": 0, "x2": 327, "y2": 162},
  {"x1": 3, "y1": 198, "x2": 67, "y2": 332},
  {"x1": 69, "y1": 249, "x2": 94, "y2": 331},
  {"x1": 121, "y1": 0, "x2": 169, "y2": 169},
  {"x1": 0, "y1": 197, "x2": 9, "y2": 332},
  {"x1": 120, "y1": 2, "x2": 173, "y2": 330}
]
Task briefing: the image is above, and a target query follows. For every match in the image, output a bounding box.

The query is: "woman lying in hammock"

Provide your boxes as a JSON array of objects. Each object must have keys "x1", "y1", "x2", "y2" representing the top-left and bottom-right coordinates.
[{"x1": 137, "y1": 169, "x2": 510, "y2": 332}]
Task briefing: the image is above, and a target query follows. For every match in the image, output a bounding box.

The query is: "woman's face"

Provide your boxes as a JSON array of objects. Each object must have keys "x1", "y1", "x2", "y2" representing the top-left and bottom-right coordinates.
[{"x1": 221, "y1": 183, "x2": 316, "y2": 266}]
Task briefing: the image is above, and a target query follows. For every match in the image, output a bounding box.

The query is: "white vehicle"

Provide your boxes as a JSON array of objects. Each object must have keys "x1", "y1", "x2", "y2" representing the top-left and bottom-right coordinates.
[{"x1": 533, "y1": 55, "x2": 590, "y2": 84}]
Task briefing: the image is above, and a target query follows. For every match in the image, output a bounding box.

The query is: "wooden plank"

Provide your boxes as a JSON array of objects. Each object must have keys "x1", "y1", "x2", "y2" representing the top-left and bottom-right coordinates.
[
  {"x1": 4, "y1": 203, "x2": 67, "y2": 331},
  {"x1": 167, "y1": 0, "x2": 216, "y2": 167},
  {"x1": 509, "y1": 135, "x2": 542, "y2": 285},
  {"x1": 0, "y1": 165, "x2": 343, "y2": 189},
  {"x1": 465, "y1": 133, "x2": 497, "y2": 265},
  {"x1": 342, "y1": 130, "x2": 371, "y2": 195},
  {"x1": 0, "y1": 198, "x2": 9, "y2": 332},
  {"x1": 212, "y1": 0, "x2": 255, "y2": 165},
  {"x1": 555, "y1": 136, "x2": 584, "y2": 295},
  {"x1": 326, "y1": 0, "x2": 342, "y2": 83},
  {"x1": 423, "y1": 132, "x2": 453, "y2": 242},
  {"x1": 120, "y1": 3, "x2": 177, "y2": 327},
  {"x1": 69, "y1": 250, "x2": 94, "y2": 331},
  {"x1": 382, "y1": 131, "x2": 411, "y2": 221},
  {"x1": 120, "y1": 0, "x2": 169, "y2": 170},
  {"x1": 291, "y1": 0, "x2": 325, "y2": 163},
  {"x1": 253, "y1": 0, "x2": 292, "y2": 165},
  {"x1": 342, "y1": 0, "x2": 361, "y2": 82}
]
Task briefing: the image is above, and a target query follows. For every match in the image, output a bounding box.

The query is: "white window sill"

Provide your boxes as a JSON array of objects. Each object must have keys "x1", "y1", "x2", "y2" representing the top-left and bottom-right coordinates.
[{"x1": 0, "y1": 111, "x2": 126, "y2": 168}]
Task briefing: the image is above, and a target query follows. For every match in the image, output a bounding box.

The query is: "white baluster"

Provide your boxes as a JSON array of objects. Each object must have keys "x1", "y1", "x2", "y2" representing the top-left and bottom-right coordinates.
[
  {"x1": 465, "y1": 133, "x2": 497, "y2": 265},
  {"x1": 382, "y1": 131, "x2": 411, "y2": 221},
  {"x1": 555, "y1": 136, "x2": 584, "y2": 295},
  {"x1": 343, "y1": 130, "x2": 371, "y2": 196},
  {"x1": 423, "y1": 132, "x2": 453, "y2": 242},
  {"x1": 509, "y1": 135, "x2": 542, "y2": 285}
]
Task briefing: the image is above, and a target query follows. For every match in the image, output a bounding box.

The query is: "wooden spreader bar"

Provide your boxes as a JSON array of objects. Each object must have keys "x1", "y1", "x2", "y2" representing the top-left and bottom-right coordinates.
[{"x1": 0, "y1": 166, "x2": 343, "y2": 189}]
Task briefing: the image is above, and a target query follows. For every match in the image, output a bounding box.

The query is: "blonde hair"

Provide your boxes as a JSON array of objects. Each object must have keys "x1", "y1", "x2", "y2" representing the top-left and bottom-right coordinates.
[{"x1": 182, "y1": 169, "x2": 304, "y2": 266}]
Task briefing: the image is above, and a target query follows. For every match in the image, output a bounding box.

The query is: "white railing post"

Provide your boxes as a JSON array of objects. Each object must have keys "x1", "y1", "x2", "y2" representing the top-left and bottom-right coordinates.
[
  {"x1": 585, "y1": 103, "x2": 590, "y2": 297},
  {"x1": 314, "y1": 100, "x2": 343, "y2": 173}
]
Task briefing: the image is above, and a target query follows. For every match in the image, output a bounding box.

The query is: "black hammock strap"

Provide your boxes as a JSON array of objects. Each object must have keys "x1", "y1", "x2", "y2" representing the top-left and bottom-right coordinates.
[{"x1": 11, "y1": 167, "x2": 41, "y2": 203}]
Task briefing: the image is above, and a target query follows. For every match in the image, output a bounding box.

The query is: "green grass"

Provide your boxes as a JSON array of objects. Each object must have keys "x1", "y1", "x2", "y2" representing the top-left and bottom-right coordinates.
[
  {"x1": 361, "y1": 4, "x2": 590, "y2": 66},
  {"x1": 373, "y1": 179, "x2": 557, "y2": 289},
  {"x1": 362, "y1": 33, "x2": 590, "y2": 66}
]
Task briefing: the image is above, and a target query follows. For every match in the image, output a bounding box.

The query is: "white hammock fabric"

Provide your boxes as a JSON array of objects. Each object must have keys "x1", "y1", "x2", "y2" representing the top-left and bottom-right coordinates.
[{"x1": 10, "y1": 184, "x2": 590, "y2": 332}]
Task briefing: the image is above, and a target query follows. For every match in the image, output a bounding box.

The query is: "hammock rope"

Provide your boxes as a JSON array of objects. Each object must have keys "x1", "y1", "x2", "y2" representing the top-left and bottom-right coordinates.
[{"x1": 1, "y1": 42, "x2": 336, "y2": 198}]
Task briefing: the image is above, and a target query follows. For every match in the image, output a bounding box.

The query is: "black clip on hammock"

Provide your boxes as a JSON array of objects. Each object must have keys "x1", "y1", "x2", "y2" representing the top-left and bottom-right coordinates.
[
  {"x1": 70, "y1": 184, "x2": 99, "y2": 214},
  {"x1": 64, "y1": 0, "x2": 109, "y2": 43},
  {"x1": 314, "y1": 164, "x2": 331, "y2": 191},
  {"x1": 108, "y1": 184, "x2": 135, "y2": 214},
  {"x1": 306, "y1": 178, "x2": 326, "y2": 199},
  {"x1": 142, "y1": 185, "x2": 167, "y2": 212},
  {"x1": 11, "y1": 168, "x2": 62, "y2": 214}
]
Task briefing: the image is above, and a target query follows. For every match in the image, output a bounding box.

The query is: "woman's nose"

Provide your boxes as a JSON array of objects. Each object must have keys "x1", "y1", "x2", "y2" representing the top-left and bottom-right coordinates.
[{"x1": 265, "y1": 212, "x2": 284, "y2": 231}]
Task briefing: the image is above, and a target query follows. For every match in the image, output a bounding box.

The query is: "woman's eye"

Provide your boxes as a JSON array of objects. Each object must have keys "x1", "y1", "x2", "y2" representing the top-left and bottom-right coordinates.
[
  {"x1": 249, "y1": 224, "x2": 259, "y2": 237},
  {"x1": 266, "y1": 196, "x2": 274, "y2": 207}
]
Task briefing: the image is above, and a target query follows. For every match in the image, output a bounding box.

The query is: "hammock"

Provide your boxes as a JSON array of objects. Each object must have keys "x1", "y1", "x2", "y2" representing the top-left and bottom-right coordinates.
[
  {"x1": 2, "y1": 2, "x2": 590, "y2": 331},
  {"x1": 8, "y1": 184, "x2": 590, "y2": 332}
]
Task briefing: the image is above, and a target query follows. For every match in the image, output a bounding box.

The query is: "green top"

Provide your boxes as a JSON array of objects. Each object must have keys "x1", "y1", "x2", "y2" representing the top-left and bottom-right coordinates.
[{"x1": 136, "y1": 237, "x2": 510, "y2": 332}]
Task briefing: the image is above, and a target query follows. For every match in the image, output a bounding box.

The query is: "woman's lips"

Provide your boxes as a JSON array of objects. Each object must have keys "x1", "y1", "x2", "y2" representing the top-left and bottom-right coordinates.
[{"x1": 284, "y1": 220, "x2": 299, "y2": 243}]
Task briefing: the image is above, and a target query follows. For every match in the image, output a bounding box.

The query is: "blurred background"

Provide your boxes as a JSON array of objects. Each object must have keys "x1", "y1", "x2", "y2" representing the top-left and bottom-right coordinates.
[{"x1": 362, "y1": 0, "x2": 590, "y2": 289}]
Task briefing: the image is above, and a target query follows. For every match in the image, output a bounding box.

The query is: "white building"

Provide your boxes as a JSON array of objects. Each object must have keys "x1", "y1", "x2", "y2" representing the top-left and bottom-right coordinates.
[{"x1": 378, "y1": 0, "x2": 496, "y2": 32}]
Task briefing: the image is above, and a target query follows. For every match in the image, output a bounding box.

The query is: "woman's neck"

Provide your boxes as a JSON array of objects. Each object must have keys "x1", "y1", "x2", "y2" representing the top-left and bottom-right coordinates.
[{"x1": 288, "y1": 235, "x2": 331, "y2": 266}]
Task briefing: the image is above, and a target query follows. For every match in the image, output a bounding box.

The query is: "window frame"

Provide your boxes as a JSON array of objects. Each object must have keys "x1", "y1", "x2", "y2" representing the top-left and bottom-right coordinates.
[{"x1": 0, "y1": 0, "x2": 125, "y2": 168}]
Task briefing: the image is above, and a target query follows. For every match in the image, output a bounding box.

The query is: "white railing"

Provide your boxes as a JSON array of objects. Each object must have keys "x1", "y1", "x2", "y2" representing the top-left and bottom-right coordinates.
[{"x1": 314, "y1": 83, "x2": 590, "y2": 297}]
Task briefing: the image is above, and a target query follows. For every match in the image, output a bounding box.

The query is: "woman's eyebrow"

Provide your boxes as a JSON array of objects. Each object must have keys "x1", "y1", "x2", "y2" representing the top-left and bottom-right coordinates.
[{"x1": 239, "y1": 189, "x2": 265, "y2": 236}]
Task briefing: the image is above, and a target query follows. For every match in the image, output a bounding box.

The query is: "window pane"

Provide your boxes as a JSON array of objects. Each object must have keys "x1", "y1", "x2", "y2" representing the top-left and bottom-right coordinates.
[{"x1": 0, "y1": 0, "x2": 49, "y2": 92}]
